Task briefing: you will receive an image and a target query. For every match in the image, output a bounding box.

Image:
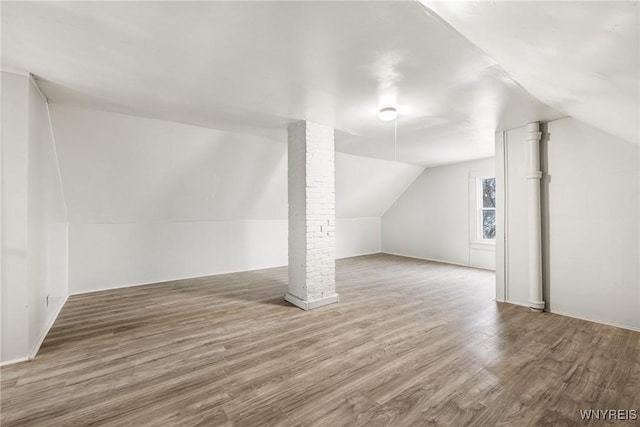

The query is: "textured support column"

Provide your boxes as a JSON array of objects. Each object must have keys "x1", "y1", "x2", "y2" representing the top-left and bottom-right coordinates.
[
  {"x1": 526, "y1": 122, "x2": 545, "y2": 312},
  {"x1": 285, "y1": 120, "x2": 339, "y2": 310}
]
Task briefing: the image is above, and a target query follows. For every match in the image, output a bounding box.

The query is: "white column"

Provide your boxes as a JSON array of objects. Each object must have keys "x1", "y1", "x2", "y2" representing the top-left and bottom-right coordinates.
[
  {"x1": 285, "y1": 120, "x2": 339, "y2": 310},
  {"x1": 526, "y1": 122, "x2": 544, "y2": 312}
]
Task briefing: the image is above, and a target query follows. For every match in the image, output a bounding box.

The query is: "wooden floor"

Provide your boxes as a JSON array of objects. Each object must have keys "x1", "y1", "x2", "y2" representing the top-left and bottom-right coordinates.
[{"x1": 1, "y1": 254, "x2": 639, "y2": 426}]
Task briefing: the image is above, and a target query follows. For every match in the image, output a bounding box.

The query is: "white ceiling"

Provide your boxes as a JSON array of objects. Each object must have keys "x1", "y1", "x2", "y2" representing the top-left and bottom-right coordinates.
[
  {"x1": 423, "y1": 1, "x2": 639, "y2": 145},
  {"x1": 3, "y1": 2, "x2": 635, "y2": 166}
]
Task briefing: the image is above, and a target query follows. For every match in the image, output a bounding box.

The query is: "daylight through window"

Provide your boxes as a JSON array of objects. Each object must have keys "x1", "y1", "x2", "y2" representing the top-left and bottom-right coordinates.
[{"x1": 480, "y1": 178, "x2": 496, "y2": 240}]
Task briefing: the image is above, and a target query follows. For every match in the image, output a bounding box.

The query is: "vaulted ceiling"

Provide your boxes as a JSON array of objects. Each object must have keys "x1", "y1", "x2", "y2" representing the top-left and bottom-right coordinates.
[
  {"x1": 2, "y1": 1, "x2": 638, "y2": 167},
  {"x1": 423, "y1": 1, "x2": 639, "y2": 145},
  {"x1": 49, "y1": 103, "x2": 424, "y2": 222}
]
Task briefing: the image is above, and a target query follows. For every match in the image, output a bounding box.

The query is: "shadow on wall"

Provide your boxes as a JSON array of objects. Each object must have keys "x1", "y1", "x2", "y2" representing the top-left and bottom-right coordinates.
[{"x1": 148, "y1": 132, "x2": 287, "y2": 221}]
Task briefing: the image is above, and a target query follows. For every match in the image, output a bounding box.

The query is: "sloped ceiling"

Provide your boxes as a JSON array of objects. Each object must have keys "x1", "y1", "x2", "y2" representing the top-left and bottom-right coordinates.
[
  {"x1": 2, "y1": 1, "x2": 563, "y2": 167},
  {"x1": 49, "y1": 104, "x2": 422, "y2": 222},
  {"x1": 422, "y1": 1, "x2": 639, "y2": 145}
]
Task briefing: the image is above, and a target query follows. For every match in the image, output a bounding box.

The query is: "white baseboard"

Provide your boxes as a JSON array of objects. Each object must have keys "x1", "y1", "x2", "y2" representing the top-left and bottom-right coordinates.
[
  {"x1": 1, "y1": 294, "x2": 70, "y2": 366},
  {"x1": 28, "y1": 293, "x2": 69, "y2": 361},
  {"x1": 71, "y1": 252, "x2": 382, "y2": 296},
  {"x1": 381, "y1": 251, "x2": 496, "y2": 271},
  {"x1": 336, "y1": 251, "x2": 381, "y2": 259},
  {"x1": 504, "y1": 299, "x2": 530, "y2": 308},
  {"x1": 500, "y1": 299, "x2": 640, "y2": 333},
  {"x1": 284, "y1": 292, "x2": 340, "y2": 310},
  {"x1": 69, "y1": 263, "x2": 290, "y2": 296},
  {"x1": 0, "y1": 356, "x2": 30, "y2": 367},
  {"x1": 547, "y1": 309, "x2": 640, "y2": 333}
]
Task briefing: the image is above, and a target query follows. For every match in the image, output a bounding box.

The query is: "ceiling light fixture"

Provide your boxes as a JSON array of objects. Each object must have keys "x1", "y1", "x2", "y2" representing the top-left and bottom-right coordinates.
[{"x1": 378, "y1": 106, "x2": 397, "y2": 122}]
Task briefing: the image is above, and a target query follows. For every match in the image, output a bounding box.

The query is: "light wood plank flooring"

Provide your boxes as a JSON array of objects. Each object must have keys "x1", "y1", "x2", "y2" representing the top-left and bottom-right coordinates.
[{"x1": 1, "y1": 254, "x2": 639, "y2": 426}]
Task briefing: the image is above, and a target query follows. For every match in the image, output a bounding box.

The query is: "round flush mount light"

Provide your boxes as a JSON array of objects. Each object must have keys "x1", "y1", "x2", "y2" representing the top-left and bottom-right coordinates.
[{"x1": 378, "y1": 107, "x2": 397, "y2": 122}]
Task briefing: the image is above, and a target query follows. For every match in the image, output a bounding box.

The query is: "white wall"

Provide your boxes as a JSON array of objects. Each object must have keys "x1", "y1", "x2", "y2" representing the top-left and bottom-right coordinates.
[
  {"x1": 27, "y1": 77, "x2": 69, "y2": 354},
  {"x1": 381, "y1": 157, "x2": 495, "y2": 269},
  {"x1": 1, "y1": 73, "x2": 30, "y2": 363},
  {"x1": 336, "y1": 218, "x2": 380, "y2": 259},
  {"x1": 69, "y1": 220, "x2": 287, "y2": 293},
  {"x1": 499, "y1": 126, "x2": 530, "y2": 305},
  {"x1": 495, "y1": 130, "x2": 507, "y2": 302},
  {"x1": 335, "y1": 152, "x2": 423, "y2": 261},
  {"x1": 336, "y1": 153, "x2": 424, "y2": 218},
  {"x1": 546, "y1": 118, "x2": 639, "y2": 328},
  {"x1": 70, "y1": 218, "x2": 383, "y2": 294},
  {"x1": 1, "y1": 72, "x2": 69, "y2": 364},
  {"x1": 497, "y1": 117, "x2": 640, "y2": 330},
  {"x1": 50, "y1": 103, "x2": 289, "y2": 294},
  {"x1": 49, "y1": 105, "x2": 422, "y2": 293}
]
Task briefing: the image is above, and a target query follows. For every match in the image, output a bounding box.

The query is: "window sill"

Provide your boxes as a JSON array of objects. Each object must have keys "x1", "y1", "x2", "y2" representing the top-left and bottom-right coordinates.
[
  {"x1": 471, "y1": 239, "x2": 495, "y2": 245},
  {"x1": 470, "y1": 241, "x2": 496, "y2": 251}
]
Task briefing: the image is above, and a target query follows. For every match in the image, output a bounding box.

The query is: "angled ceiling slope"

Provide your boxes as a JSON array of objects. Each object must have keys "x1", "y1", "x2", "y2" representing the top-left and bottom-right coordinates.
[
  {"x1": 423, "y1": 1, "x2": 640, "y2": 145},
  {"x1": 2, "y1": 1, "x2": 562, "y2": 167},
  {"x1": 48, "y1": 104, "x2": 423, "y2": 223}
]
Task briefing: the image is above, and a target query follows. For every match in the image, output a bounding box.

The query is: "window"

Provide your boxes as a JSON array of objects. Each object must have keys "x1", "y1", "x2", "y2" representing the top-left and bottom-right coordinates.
[{"x1": 479, "y1": 177, "x2": 496, "y2": 240}]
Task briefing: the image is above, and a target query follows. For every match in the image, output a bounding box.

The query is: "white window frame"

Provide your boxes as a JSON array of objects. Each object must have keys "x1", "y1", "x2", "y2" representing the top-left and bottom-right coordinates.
[
  {"x1": 476, "y1": 176, "x2": 496, "y2": 242},
  {"x1": 469, "y1": 172, "x2": 497, "y2": 250}
]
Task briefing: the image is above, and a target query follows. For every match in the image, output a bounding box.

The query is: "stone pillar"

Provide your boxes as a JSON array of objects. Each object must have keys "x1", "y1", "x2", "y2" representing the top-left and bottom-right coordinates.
[{"x1": 285, "y1": 120, "x2": 339, "y2": 310}]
